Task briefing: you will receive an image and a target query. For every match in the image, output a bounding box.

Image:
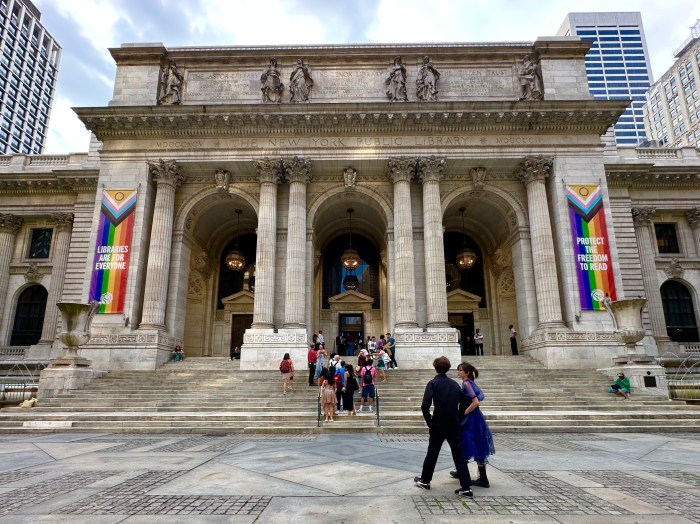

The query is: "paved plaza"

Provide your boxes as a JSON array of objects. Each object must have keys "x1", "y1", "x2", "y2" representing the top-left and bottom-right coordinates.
[{"x1": 0, "y1": 431, "x2": 698, "y2": 523}]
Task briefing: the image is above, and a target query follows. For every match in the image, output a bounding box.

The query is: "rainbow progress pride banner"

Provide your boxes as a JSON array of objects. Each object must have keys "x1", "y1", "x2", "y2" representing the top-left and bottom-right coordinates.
[
  {"x1": 89, "y1": 190, "x2": 137, "y2": 313},
  {"x1": 567, "y1": 185, "x2": 616, "y2": 310}
]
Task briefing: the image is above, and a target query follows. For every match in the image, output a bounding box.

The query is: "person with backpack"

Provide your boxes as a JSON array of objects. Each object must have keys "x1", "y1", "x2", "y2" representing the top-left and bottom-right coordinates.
[
  {"x1": 449, "y1": 362, "x2": 495, "y2": 489},
  {"x1": 279, "y1": 353, "x2": 294, "y2": 395},
  {"x1": 343, "y1": 364, "x2": 358, "y2": 416},
  {"x1": 359, "y1": 357, "x2": 376, "y2": 412}
]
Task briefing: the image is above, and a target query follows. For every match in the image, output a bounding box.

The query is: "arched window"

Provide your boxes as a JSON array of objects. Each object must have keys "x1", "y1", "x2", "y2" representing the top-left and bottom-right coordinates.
[
  {"x1": 661, "y1": 280, "x2": 699, "y2": 342},
  {"x1": 10, "y1": 285, "x2": 47, "y2": 346}
]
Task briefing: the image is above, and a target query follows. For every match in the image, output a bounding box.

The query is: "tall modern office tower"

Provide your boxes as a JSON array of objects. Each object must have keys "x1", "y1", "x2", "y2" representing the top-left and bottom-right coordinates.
[
  {"x1": 558, "y1": 12, "x2": 652, "y2": 146},
  {"x1": 0, "y1": 0, "x2": 60, "y2": 155},
  {"x1": 643, "y1": 20, "x2": 700, "y2": 148}
]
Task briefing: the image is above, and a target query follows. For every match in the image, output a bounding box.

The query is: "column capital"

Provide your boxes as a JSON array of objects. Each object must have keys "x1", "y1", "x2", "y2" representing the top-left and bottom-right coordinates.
[
  {"x1": 281, "y1": 156, "x2": 312, "y2": 184},
  {"x1": 685, "y1": 207, "x2": 700, "y2": 228},
  {"x1": 0, "y1": 213, "x2": 23, "y2": 234},
  {"x1": 50, "y1": 213, "x2": 74, "y2": 231},
  {"x1": 632, "y1": 207, "x2": 656, "y2": 226},
  {"x1": 252, "y1": 158, "x2": 284, "y2": 185},
  {"x1": 515, "y1": 156, "x2": 552, "y2": 185},
  {"x1": 386, "y1": 157, "x2": 418, "y2": 183},
  {"x1": 148, "y1": 159, "x2": 185, "y2": 188},
  {"x1": 416, "y1": 156, "x2": 446, "y2": 183}
]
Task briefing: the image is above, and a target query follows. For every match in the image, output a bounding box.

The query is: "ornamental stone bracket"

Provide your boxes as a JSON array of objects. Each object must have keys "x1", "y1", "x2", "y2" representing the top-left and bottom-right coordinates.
[
  {"x1": 470, "y1": 167, "x2": 486, "y2": 189},
  {"x1": 664, "y1": 258, "x2": 684, "y2": 279},
  {"x1": 214, "y1": 168, "x2": 231, "y2": 193},
  {"x1": 343, "y1": 167, "x2": 357, "y2": 191},
  {"x1": 24, "y1": 263, "x2": 43, "y2": 283}
]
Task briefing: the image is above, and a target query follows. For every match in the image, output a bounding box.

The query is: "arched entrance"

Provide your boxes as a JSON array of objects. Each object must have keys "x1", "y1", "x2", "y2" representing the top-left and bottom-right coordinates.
[
  {"x1": 10, "y1": 285, "x2": 48, "y2": 346},
  {"x1": 661, "y1": 280, "x2": 699, "y2": 342}
]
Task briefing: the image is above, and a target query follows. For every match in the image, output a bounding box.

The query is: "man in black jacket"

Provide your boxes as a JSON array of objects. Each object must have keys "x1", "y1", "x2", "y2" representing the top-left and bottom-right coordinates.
[{"x1": 414, "y1": 356, "x2": 473, "y2": 497}]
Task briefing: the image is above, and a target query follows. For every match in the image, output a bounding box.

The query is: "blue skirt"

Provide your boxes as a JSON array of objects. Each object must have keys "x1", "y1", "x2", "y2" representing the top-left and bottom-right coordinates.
[{"x1": 460, "y1": 407, "x2": 495, "y2": 464}]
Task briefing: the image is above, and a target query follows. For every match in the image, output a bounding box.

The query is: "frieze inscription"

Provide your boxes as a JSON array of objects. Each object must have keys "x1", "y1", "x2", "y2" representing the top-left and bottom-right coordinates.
[{"x1": 184, "y1": 67, "x2": 516, "y2": 103}]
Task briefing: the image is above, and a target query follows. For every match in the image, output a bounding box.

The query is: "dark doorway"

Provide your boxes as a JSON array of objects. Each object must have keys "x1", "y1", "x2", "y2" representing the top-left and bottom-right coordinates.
[
  {"x1": 449, "y1": 312, "x2": 474, "y2": 355},
  {"x1": 230, "y1": 314, "x2": 253, "y2": 356},
  {"x1": 10, "y1": 285, "x2": 48, "y2": 346},
  {"x1": 661, "y1": 280, "x2": 699, "y2": 342},
  {"x1": 338, "y1": 313, "x2": 363, "y2": 357}
]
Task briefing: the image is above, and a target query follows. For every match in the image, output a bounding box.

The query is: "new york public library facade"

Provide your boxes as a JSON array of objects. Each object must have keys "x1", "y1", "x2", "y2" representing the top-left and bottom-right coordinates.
[{"x1": 1, "y1": 36, "x2": 700, "y2": 372}]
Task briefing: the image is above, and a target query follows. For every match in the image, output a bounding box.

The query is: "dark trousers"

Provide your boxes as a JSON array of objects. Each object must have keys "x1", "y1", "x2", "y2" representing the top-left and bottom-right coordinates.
[
  {"x1": 510, "y1": 338, "x2": 518, "y2": 355},
  {"x1": 475, "y1": 344, "x2": 483, "y2": 356},
  {"x1": 308, "y1": 363, "x2": 316, "y2": 385},
  {"x1": 336, "y1": 387, "x2": 343, "y2": 411},
  {"x1": 420, "y1": 425, "x2": 472, "y2": 488},
  {"x1": 389, "y1": 353, "x2": 398, "y2": 367},
  {"x1": 342, "y1": 390, "x2": 355, "y2": 412}
]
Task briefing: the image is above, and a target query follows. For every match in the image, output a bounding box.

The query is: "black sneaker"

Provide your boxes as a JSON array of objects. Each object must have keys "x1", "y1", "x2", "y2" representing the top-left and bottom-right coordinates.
[
  {"x1": 455, "y1": 487, "x2": 473, "y2": 498},
  {"x1": 471, "y1": 477, "x2": 490, "y2": 488},
  {"x1": 449, "y1": 469, "x2": 458, "y2": 478},
  {"x1": 414, "y1": 477, "x2": 430, "y2": 490}
]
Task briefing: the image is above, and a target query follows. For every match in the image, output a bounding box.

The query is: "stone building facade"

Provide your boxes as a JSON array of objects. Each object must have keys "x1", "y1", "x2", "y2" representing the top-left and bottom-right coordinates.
[{"x1": 0, "y1": 37, "x2": 699, "y2": 371}]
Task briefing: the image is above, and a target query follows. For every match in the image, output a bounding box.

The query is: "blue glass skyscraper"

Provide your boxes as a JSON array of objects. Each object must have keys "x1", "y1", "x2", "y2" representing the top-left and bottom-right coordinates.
[{"x1": 558, "y1": 12, "x2": 652, "y2": 146}]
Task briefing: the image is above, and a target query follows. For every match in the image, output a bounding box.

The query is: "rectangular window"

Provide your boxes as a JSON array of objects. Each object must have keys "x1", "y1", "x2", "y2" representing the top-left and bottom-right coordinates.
[
  {"x1": 655, "y1": 223, "x2": 680, "y2": 254},
  {"x1": 27, "y1": 228, "x2": 53, "y2": 259}
]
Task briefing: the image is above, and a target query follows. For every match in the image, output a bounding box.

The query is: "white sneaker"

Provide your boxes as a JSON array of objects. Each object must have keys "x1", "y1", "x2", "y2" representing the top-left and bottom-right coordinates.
[{"x1": 369, "y1": 406, "x2": 373, "y2": 412}]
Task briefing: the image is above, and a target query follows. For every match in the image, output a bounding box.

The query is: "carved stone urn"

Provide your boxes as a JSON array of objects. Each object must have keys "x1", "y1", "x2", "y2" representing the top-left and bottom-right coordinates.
[
  {"x1": 52, "y1": 301, "x2": 100, "y2": 367},
  {"x1": 602, "y1": 297, "x2": 653, "y2": 364}
]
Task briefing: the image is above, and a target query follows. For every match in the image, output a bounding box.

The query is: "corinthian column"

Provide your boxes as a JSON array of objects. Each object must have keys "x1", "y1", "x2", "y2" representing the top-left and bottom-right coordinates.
[
  {"x1": 685, "y1": 208, "x2": 700, "y2": 256},
  {"x1": 417, "y1": 156, "x2": 449, "y2": 327},
  {"x1": 140, "y1": 160, "x2": 185, "y2": 329},
  {"x1": 387, "y1": 158, "x2": 418, "y2": 328},
  {"x1": 251, "y1": 158, "x2": 282, "y2": 329},
  {"x1": 632, "y1": 207, "x2": 668, "y2": 339},
  {"x1": 282, "y1": 156, "x2": 312, "y2": 328},
  {"x1": 39, "y1": 213, "x2": 74, "y2": 344},
  {"x1": 0, "y1": 214, "x2": 23, "y2": 327},
  {"x1": 516, "y1": 156, "x2": 564, "y2": 326}
]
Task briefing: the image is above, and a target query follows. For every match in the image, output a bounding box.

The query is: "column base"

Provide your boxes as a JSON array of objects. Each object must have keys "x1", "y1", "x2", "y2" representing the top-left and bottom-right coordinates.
[
  {"x1": 393, "y1": 326, "x2": 461, "y2": 370},
  {"x1": 240, "y1": 327, "x2": 308, "y2": 370},
  {"x1": 38, "y1": 366, "x2": 107, "y2": 399}
]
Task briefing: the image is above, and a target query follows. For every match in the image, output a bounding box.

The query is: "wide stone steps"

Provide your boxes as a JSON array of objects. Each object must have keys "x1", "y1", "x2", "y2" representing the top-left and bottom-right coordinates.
[{"x1": 2, "y1": 355, "x2": 699, "y2": 433}]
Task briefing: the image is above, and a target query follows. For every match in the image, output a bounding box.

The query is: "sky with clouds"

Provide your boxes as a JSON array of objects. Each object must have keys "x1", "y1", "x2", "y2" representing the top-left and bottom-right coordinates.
[{"x1": 32, "y1": 0, "x2": 700, "y2": 154}]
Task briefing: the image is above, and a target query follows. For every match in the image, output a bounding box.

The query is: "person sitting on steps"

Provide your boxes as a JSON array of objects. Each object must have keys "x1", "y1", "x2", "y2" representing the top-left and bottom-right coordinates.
[{"x1": 609, "y1": 372, "x2": 631, "y2": 401}]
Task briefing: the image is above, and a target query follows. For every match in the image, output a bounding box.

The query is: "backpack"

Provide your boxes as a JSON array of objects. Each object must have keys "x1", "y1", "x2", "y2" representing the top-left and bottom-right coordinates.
[
  {"x1": 279, "y1": 360, "x2": 290, "y2": 373},
  {"x1": 334, "y1": 372, "x2": 342, "y2": 388},
  {"x1": 362, "y1": 366, "x2": 373, "y2": 385}
]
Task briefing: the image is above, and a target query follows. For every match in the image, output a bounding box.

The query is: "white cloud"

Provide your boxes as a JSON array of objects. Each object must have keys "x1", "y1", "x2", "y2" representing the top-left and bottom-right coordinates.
[{"x1": 44, "y1": 95, "x2": 91, "y2": 154}]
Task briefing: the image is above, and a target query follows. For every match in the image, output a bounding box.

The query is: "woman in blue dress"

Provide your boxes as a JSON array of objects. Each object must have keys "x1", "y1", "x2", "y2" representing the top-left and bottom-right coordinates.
[{"x1": 456, "y1": 362, "x2": 495, "y2": 488}]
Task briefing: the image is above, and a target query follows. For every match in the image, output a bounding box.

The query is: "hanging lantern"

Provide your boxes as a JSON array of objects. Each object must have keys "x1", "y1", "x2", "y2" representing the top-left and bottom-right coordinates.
[
  {"x1": 226, "y1": 209, "x2": 246, "y2": 271},
  {"x1": 340, "y1": 208, "x2": 361, "y2": 269},
  {"x1": 456, "y1": 206, "x2": 476, "y2": 270},
  {"x1": 343, "y1": 272, "x2": 359, "y2": 291}
]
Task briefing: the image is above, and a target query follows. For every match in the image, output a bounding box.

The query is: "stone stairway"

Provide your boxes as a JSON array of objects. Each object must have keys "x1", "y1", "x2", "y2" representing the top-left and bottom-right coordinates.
[{"x1": 1, "y1": 355, "x2": 699, "y2": 433}]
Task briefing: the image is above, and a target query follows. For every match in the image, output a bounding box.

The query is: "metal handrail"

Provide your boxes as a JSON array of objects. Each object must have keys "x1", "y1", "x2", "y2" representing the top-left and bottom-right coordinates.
[
  {"x1": 317, "y1": 390, "x2": 322, "y2": 427},
  {"x1": 375, "y1": 386, "x2": 380, "y2": 426}
]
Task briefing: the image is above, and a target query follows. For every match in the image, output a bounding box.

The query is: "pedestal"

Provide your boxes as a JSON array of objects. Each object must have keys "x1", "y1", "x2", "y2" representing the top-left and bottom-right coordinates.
[
  {"x1": 240, "y1": 328, "x2": 308, "y2": 370},
  {"x1": 394, "y1": 326, "x2": 461, "y2": 370},
  {"x1": 599, "y1": 364, "x2": 669, "y2": 398},
  {"x1": 38, "y1": 367, "x2": 106, "y2": 399}
]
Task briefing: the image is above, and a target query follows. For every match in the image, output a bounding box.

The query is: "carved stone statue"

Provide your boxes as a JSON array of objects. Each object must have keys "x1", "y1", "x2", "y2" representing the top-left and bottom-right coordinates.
[
  {"x1": 416, "y1": 56, "x2": 440, "y2": 101},
  {"x1": 289, "y1": 59, "x2": 313, "y2": 103},
  {"x1": 261, "y1": 58, "x2": 284, "y2": 103},
  {"x1": 343, "y1": 167, "x2": 357, "y2": 190},
  {"x1": 158, "y1": 62, "x2": 183, "y2": 105},
  {"x1": 214, "y1": 168, "x2": 231, "y2": 193},
  {"x1": 385, "y1": 56, "x2": 407, "y2": 102},
  {"x1": 517, "y1": 55, "x2": 543, "y2": 101}
]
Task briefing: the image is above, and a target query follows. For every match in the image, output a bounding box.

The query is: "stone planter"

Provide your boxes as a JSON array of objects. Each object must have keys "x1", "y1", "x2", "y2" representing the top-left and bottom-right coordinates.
[
  {"x1": 603, "y1": 297, "x2": 653, "y2": 364},
  {"x1": 51, "y1": 301, "x2": 100, "y2": 367}
]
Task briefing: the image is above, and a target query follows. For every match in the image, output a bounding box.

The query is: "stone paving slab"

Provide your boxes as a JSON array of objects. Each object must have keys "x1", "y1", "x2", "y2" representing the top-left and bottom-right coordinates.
[{"x1": 0, "y1": 432, "x2": 698, "y2": 522}]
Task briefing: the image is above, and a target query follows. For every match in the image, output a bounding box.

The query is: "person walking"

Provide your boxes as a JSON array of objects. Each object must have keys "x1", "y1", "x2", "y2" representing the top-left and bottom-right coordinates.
[
  {"x1": 508, "y1": 325, "x2": 518, "y2": 355},
  {"x1": 279, "y1": 353, "x2": 294, "y2": 395},
  {"x1": 386, "y1": 332, "x2": 398, "y2": 368},
  {"x1": 451, "y1": 362, "x2": 495, "y2": 488},
  {"x1": 315, "y1": 343, "x2": 327, "y2": 380},
  {"x1": 307, "y1": 343, "x2": 318, "y2": 386},
  {"x1": 343, "y1": 364, "x2": 358, "y2": 416},
  {"x1": 320, "y1": 369, "x2": 337, "y2": 422},
  {"x1": 474, "y1": 329, "x2": 484, "y2": 356},
  {"x1": 414, "y1": 356, "x2": 473, "y2": 498},
  {"x1": 335, "y1": 361, "x2": 346, "y2": 414}
]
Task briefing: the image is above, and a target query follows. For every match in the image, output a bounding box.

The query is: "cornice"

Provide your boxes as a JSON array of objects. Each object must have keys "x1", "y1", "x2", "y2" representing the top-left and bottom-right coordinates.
[
  {"x1": 606, "y1": 164, "x2": 700, "y2": 188},
  {"x1": 0, "y1": 173, "x2": 98, "y2": 193},
  {"x1": 75, "y1": 100, "x2": 628, "y2": 141}
]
